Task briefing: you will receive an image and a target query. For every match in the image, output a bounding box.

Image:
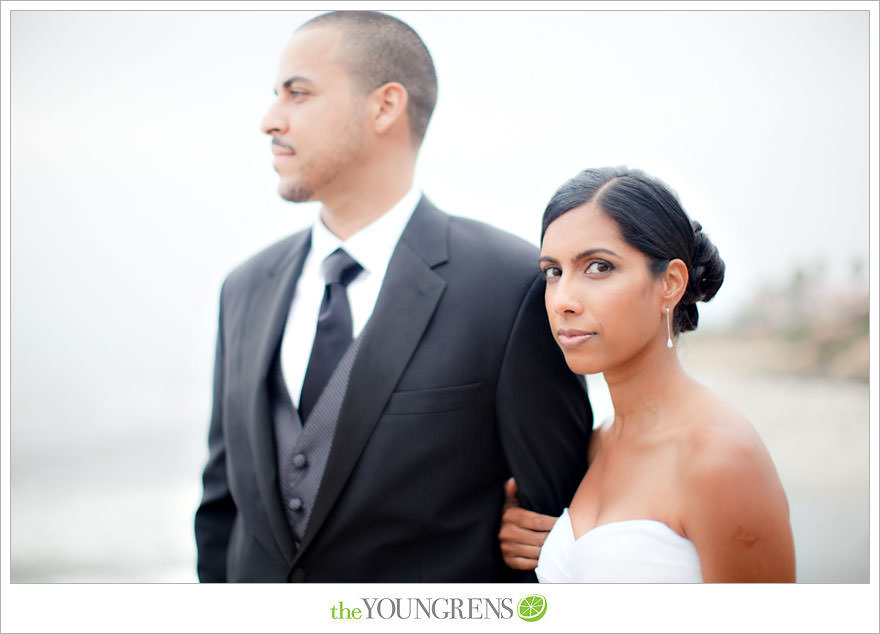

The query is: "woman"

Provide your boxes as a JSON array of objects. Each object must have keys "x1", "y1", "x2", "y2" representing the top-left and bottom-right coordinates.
[{"x1": 500, "y1": 167, "x2": 795, "y2": 582}]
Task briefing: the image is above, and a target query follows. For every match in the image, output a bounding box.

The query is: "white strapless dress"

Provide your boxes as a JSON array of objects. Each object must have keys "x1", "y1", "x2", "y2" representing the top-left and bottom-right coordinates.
[{"x1": 535, "y1": 508, "x2": 703, "y2": 583}]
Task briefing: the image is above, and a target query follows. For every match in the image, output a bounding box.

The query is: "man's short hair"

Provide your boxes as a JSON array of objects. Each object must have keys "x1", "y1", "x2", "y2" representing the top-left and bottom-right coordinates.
[{"x1": 299, "y1": 11, "x2": 438, "y2": 146}]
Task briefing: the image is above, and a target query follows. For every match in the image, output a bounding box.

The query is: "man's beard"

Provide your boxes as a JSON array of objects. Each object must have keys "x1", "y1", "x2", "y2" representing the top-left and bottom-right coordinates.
[
  {"x1": 274, "y1": 111, "x2": 365, "y2": 204},
  {"x1": 278, "y1": 181, "x2": 313, "y2": 203}
]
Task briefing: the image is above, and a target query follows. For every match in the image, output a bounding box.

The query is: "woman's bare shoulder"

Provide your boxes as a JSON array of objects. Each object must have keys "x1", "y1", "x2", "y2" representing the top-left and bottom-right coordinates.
[
  {"x1": 674, "y1": 385, "x2": 795, "y2": 581},
  {"x1": 678, "y1": 385, "x2": 785, "y2": 500},
  {"x1": 673, "y1": 383, "x2": 788, "y2": 518},
  {"x1": 678, "y1": 385, "x2": 767, "y2": 467}
]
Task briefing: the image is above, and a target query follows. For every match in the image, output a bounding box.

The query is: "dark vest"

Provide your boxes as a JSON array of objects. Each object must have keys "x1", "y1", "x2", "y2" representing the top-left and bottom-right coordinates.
[{"x1": 270, "y1": 338, "x2": 362, "y2": 543}]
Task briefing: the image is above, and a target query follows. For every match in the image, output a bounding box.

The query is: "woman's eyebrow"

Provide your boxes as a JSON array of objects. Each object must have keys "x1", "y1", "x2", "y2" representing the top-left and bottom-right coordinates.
[
  {"x1": 573, "y1": 248, "x2": 619, "y2": 260},
  {"x1": 539, "y1": 248, "x2": 620, "y2": 265}
]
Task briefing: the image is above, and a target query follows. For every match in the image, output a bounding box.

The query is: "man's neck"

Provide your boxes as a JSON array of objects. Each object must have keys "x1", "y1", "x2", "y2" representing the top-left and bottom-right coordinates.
[{"x1": 318, "y1": 160, "x2": 415, "y2": 241}]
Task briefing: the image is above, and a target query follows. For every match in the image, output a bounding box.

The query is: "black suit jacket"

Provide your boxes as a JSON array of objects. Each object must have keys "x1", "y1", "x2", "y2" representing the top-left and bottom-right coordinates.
[{"x1": 195, "y1": 197, "x2": 592, "y2": 582}]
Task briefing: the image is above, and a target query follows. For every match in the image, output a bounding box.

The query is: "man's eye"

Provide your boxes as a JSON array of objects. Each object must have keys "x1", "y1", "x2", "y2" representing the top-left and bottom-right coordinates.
[
  {"x1": 541, "y1": 266, "x2": 562, "y2": 281},
  {"x1": 585, "y1": 260, "x2": 613, "y2": 274}
]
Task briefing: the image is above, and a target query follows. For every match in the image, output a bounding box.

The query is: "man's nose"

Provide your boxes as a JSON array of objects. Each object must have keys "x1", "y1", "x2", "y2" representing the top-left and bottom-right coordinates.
[{"x1": 260, "y1": 101, "x2": 288, "y2": 136}]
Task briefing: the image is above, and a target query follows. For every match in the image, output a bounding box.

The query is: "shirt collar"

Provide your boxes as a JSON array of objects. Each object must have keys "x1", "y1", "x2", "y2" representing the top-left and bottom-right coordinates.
[{"x1": 310, "y1": 184, "x2": 421, "y2": 278}]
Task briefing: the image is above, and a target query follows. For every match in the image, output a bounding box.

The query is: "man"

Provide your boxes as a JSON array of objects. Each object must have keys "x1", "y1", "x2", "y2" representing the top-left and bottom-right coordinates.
[{"x1": 194, "y1": 10, "x2": 591, "y2": 582}]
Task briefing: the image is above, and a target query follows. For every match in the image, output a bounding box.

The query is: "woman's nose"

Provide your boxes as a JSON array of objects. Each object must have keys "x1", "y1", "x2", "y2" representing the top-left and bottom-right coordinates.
[{"x1": 550, "y1": 277, "x2": 583, "y2": 316}]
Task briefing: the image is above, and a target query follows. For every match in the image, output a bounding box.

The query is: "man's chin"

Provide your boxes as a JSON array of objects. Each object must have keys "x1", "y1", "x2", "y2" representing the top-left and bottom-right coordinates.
[{"x1": 278, "y1": 182, "x2": 313, "y2": 203}]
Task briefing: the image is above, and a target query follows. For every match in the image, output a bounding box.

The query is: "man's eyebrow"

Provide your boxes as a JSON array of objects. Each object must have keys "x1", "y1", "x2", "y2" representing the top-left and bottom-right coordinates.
[
  {"x1": 273, "y1": 75, "x2": 312, "y2": 96},
  {"x1": 281, "y1": 75, "x2": 312, "y2": 91}
]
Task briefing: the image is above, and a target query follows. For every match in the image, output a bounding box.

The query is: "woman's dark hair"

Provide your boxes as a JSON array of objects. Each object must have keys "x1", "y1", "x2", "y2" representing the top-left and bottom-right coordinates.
[{"x1": 541, "y1": 166, "x2": 725, "y2": 335}]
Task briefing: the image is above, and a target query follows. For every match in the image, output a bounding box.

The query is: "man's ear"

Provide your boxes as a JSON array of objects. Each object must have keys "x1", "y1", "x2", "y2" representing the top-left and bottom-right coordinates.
[
  {"x1": 370, "y1": 82, "x2": 408, "y2": 135},
  {"x1": 661, "y1": 258, "x2": 688, "y2": 306}
]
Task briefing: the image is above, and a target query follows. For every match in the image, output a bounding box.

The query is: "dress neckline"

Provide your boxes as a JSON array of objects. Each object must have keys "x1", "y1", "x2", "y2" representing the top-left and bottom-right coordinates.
[{"x1": 562, "y1": 507, "x2": 690, "y2": 544}]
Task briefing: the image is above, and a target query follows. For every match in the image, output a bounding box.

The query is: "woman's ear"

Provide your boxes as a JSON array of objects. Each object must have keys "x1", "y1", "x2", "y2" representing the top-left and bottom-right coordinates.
[
  {"x1": 370, "y1": 82, "x2": 408, "y2": 136},
  {"x1": 661, "y1": 259, "x2": 688, "y2": 306}
]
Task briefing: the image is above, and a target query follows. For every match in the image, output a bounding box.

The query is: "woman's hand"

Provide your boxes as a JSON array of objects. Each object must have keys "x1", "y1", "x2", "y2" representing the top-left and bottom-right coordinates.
[{"x1": 498, "y1": 478, "x2": 558, "y2": 570}]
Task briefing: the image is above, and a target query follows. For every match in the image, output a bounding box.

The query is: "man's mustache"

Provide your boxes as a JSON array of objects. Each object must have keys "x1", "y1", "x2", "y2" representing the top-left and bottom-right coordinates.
[{"x1": 272, "y1": 138, "x2": 295, "y2": 152}]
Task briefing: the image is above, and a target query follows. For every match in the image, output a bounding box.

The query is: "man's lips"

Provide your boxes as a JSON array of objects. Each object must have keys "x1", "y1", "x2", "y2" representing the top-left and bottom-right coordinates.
[
  {"x1": 271, "y1": 142, "x2": 296, "y2": 169},
  {"x1": 271, "y1": 137, "x2": 295, "y2": 156},
  {"x1": 556, "y1": 328, "x2": 597, "y2": 347}
]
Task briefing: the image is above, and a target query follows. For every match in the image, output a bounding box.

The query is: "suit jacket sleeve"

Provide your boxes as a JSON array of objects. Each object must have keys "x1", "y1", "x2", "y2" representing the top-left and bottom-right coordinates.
[
  {"x1": 194, "y1": 280, "x2": 237, "y2": 582},
  {"x1": 496, "y1": 272, "x2": 593, "y2": 516}
]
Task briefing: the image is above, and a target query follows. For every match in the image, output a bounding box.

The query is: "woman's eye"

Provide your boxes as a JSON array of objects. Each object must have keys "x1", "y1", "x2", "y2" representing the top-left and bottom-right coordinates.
[
  {"x1": 542, "y1": 266, "x2": 562, "y2": 281},
  {"x1": 585, "y1": 260, "x2": 613, "y2": 274}
]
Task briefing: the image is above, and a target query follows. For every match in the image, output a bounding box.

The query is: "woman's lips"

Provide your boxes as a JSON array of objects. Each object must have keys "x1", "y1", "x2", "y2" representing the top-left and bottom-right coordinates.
[{"x1": 556, "y1": 329, "x2": 596, "y2": 347}]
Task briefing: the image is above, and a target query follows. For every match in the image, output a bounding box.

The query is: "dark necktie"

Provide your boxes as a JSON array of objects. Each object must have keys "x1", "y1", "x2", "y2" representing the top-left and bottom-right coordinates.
[{"x1": 298, "y1": 248, "x2": 363, "y2": 421}]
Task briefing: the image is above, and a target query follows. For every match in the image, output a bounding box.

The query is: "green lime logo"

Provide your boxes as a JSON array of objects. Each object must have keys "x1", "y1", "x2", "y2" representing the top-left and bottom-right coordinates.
[{"x1": 517, "y1": 594, "x2": 547, "y2": 622}]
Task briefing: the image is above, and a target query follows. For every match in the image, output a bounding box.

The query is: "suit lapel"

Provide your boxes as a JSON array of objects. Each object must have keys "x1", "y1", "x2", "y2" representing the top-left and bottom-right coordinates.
[
  {"x1": 240, "y1": 229, "x2": 310, "y2": 564},
  {"x1": 293, "y1": 199, "x2": 449, "y2": 563}
]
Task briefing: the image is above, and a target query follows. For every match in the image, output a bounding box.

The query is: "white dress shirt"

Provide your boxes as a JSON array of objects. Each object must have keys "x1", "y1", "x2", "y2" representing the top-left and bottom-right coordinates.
[{"x1": 280, "y1": 185, "x2": 421, "y2": 407}]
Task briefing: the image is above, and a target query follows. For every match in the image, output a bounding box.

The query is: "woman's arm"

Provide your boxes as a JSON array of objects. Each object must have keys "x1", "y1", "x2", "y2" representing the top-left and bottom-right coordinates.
[{"x1": 681, "y1": 421, "x2": 796, "y2": 582}]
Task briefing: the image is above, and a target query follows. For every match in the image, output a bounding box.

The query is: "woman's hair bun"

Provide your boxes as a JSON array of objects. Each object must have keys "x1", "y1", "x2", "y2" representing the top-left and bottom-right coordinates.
[
  {"x1": 684, "y1": 220, "x2": 725, "y2": 305},
  {"x1": 675, "y1": 221, "x2": 725, "y2": 334}
]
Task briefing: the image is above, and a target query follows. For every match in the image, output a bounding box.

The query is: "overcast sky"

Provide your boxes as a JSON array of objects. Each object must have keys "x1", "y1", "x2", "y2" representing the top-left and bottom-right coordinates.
[{"x1": 8, "y1": 9, "x2": 869, "y2": 390}]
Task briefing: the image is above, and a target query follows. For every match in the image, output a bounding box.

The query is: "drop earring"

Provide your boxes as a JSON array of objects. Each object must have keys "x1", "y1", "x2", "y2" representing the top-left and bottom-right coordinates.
[{"x1": 665, "y1": 307, "x2": 673, "y2": 349}]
